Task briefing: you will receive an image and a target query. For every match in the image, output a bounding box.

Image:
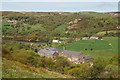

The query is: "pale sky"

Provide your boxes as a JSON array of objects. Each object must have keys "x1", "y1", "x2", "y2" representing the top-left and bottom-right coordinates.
[
  {"x1": 1, "y1": 0, "x2": 119, "y2": 12},
  {"x1": 1, "y1": 2, "x2": 118, "y2": 12},
  {"x1": 1, "y1": 0, "x2": 120, "y2": 2}
]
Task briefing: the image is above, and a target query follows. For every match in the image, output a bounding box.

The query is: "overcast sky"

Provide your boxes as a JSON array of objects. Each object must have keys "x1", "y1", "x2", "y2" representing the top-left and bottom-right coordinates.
[
  {"x1": 1, "y1": 0, "x2": 120, "y2": 2},
  {"x1": 1, "y1": 1, "x2": 119, "y2": 12}
]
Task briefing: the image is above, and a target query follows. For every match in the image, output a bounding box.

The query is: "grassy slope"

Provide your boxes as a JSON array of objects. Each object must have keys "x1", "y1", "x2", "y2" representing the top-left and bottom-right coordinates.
[
  {"x1": 2, "y1": 58, "x2": 72, "y2": 78},
  {"x1": 66, "y1": 40, "x2": 112, "y2": 51},
  {"x1": 103, "y1": 37, "x2": 119, "y2": 54},
  {"x1": 58, "y1": 39, "x2": 112, "y2": 51},
  {"x1": 2, "y1": 22, "x2": 16, "y2": 34},
  {"x1": 58, "y1": 37, "x2": 118, "y2": 59},
  {"x1": 54, "y1": 25, "x2": 65, "y2": 32}
]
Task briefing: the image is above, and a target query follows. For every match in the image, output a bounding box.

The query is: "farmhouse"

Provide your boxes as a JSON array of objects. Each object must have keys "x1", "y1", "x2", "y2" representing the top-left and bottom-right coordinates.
[
  {"x1": 58, "y1": 12, "x2": 62, "y2": 15},
  {"x1": 90, "y1": 37, "x2": 99, "y2": 40},
  {"x1": 82, "y1": 37, "x2": 89, "y2": 40},
  {"x1": 116, "y1": 26, "x2": 120, "y2": 29},
  {"x1": 38, "y1": 49, "x2": 57, "y2": 58},
  {"x1": 52, "y1": 39, "x2": 62, "y2": 43},
  {"x1": 38, "y1": 47, "x2": 90, "y2": 64},
  {"x1": 60, "y1": 50, "x2": 90, "y2": 64}
]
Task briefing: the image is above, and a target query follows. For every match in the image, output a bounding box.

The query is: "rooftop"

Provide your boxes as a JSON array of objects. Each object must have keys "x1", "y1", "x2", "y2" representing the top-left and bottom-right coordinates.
[
  {"x1": 62, "y1": 50, "x2": 82, "y2": 58},
  {"x1": 38, "y1": 49, "x2": 56, "y2": 57}
]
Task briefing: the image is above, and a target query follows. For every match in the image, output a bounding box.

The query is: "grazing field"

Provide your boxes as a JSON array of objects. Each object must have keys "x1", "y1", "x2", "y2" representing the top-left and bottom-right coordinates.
[
  {"x1": 103, "y1": 37, "x2": 119, "y2": 54},
  {"x1": 58, "y1": 37, "x2": 118, "y2": 59},
  {"x1": 66, "y1": 40, "x2": 112, "y2": 51}
]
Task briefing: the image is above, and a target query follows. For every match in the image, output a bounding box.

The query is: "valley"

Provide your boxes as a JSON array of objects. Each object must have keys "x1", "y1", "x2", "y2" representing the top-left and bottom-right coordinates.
[{"x1": 2, "y1": 11, "x2": 119, "y2": 78}]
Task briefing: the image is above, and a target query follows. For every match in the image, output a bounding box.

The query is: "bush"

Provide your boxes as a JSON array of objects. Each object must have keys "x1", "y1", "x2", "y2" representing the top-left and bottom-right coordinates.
[{"x1": 98, "y1": 64, "x2": 118, "y2": 78}]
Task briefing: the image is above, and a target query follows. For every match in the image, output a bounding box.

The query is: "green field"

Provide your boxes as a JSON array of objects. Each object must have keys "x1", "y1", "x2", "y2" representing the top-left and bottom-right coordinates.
[
  {"x1": 58, "y1": 37, "x2": 118, "y2": 59},
  {"x1": 103, "y1": 37, "x2": 119, "y2": 54},
  {"x1": 2, "y1": 22, "x2": 16, "y2": 34},
  {"x1": 54, "y1": 25, "x2": 65, "y2": 32}
]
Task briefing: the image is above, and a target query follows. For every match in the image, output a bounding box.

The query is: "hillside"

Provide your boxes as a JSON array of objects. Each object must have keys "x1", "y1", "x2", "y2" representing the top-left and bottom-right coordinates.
[
  {"x1": 2, "y1": 11, "x2": 119, "y2": 78},
  {"x1": 105, "y1": 12, "x2": 119, "y2": 17},
  {"x1": 2, "y1": 38, "x2": 119, "y2": 78},
  {"x1": 2, "y1": 44, "x2": 73, "y2": 78},
  {"x1": 2, "y1": 12, "x2": 119, "y2": 42},
  {"x1": 2, "y1": 58, "x2": 72, "y2": 78}
]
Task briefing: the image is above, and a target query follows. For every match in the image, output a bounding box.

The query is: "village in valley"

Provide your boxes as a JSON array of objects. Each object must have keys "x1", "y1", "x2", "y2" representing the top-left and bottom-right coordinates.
[
  {"x1": 2, "y1": 11, "x2": 119, "y2": 78},
  {"x1": 37, "y1": 36, "x2": 102, "y2": 64}
]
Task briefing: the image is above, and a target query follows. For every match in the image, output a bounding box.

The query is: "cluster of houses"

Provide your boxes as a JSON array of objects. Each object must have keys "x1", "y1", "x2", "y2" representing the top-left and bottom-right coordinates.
[
  {"x1": 3, "y1": 19, "x2": 17, "y2": 27},
  {"x1": 3, "y1": 19, "x2": 17, "y2": 23},
  {"x1": 6, "y1": 20, "x2": 17, "y2": 23},
  {"x1": 66, "y1": 19, "x2": 82, "y2": 31},
  {"x1": 82, "y1": 36, "x2": 102, "y2": 40},
  {"x1": 68, "y1": 18, "x2": 82, "y2": 25},
  {"x1": 52, "y1": 36, "x2": 102, "y2": 44},
  {"x1": 38, "y1": 47, "x2": 90, "y2": 64}
]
